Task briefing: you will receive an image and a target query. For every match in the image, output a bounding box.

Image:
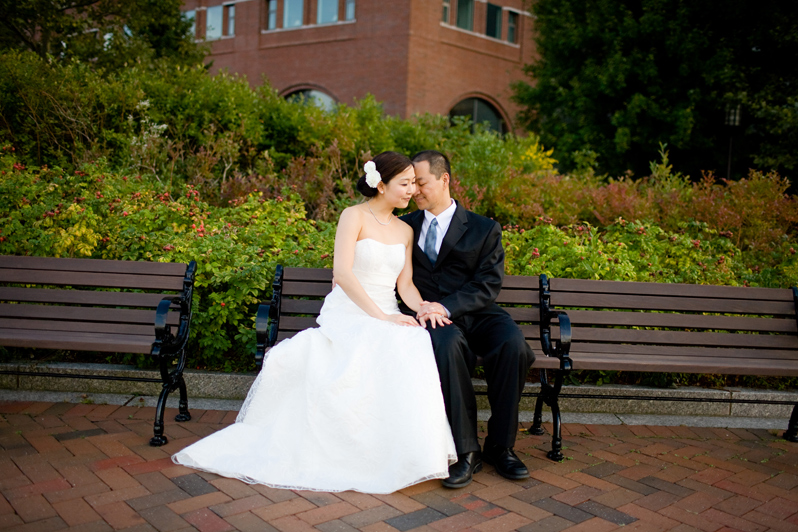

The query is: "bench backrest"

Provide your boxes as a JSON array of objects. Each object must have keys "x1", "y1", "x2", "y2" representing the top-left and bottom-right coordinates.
[
  {"x1": 0, "y1": 255, "x2": 195, "y2": 347},
  {"x1": 272, "y1": 267, "x2": 547, "y2": 363},
  {"x1": 547, "y1": 277, "x2": 798, "y2": 375}
]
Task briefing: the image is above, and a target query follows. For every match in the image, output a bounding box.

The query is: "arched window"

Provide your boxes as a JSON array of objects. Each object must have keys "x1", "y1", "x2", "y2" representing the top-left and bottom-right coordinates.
[
  {"x1": 285, "y1": 89, "x2": 336, "y2": 111},
  {"x1": 449, "y1": 97, "x2": 507, "y2": 134}
]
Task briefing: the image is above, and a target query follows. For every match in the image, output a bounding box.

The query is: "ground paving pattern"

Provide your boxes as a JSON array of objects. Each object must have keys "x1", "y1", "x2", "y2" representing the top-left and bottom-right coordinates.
[{"x1": 1, "y1": 400, "x2": 797, "y2": 532}]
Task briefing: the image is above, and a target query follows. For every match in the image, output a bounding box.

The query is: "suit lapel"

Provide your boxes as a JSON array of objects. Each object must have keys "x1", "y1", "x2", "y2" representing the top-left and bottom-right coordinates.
[
  {"x1": 435, "y1": 202, "x2": 468, "y2": 267},
  {"x1": 406, "y1": 210, "x2": 432, "y2": 272}
]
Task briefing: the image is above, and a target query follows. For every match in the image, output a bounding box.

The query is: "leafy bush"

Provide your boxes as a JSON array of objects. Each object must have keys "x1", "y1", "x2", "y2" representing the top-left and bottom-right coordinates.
[{"x1": 0, "y1": 152, "x2": 334, "y2": 371}]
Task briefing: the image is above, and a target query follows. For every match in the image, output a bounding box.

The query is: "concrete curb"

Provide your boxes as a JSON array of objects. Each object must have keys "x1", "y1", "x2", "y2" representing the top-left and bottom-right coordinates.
[
  {"x1": 0, "y1": 389, "x2": 790, "y2": 431},
  {"x1": 2, "y1": 361, "x2": 796, "y2": 419}
]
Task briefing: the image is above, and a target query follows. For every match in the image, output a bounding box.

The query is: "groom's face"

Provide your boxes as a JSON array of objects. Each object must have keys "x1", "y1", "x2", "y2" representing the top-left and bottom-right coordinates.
[{"x1": 412, "y1": 161, "x2": 449, "y2": 215}]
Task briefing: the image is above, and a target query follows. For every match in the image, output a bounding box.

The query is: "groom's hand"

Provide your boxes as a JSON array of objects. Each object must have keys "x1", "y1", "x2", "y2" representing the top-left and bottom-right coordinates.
[{"x1": 417, "y1": 301, "x2": 451, "y2": 329}]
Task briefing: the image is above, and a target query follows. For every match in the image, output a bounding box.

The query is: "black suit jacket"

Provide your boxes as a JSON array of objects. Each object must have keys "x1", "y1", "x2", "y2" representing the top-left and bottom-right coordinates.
[{"x1": 400, "y1": 202, "x2": 504, "y2": 320}]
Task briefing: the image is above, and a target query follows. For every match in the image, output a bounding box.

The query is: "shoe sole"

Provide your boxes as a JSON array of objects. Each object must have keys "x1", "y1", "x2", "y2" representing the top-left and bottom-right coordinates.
[
  {"x1": 482, "y1": 456, "x2": 530, "y2": 480},
  {"x1": 441, "y1": 462, "x2": 483, "y2": 488}
]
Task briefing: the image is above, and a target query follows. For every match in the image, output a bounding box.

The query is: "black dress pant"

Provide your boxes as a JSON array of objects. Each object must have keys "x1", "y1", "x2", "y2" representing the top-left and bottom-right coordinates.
[{"x1": 425, "y1": 304, "x2": 535, "y2": 455}]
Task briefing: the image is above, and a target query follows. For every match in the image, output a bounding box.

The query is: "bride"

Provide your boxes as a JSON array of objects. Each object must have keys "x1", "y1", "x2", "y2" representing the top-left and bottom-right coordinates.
[{"x1": 173, "y1": 151, "x2": 457, "y2": 494}]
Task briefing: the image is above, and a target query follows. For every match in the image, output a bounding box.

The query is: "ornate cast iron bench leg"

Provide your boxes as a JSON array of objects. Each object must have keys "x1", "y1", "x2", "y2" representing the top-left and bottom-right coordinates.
[
  {"x1": 176, "y1": 374, "x2": 191, "y2": 423},
  {"x1": 785, "y1": 404, "x2": 798, "y2": 443},
  {"x1": 528, "y1": 370, "x2": 547, "y2": 436},
  {"x1": 526, "y1": 369, "x2": 565, "y2": 461}
]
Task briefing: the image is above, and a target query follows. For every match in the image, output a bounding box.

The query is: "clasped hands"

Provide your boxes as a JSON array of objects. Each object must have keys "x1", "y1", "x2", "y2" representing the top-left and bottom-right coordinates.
[
  {"x1": 386, "y1": 301, "x2": 451, "y2": 328},
  {"x1": 416, "y1": 301, "x2": 451, "y2": 329}
]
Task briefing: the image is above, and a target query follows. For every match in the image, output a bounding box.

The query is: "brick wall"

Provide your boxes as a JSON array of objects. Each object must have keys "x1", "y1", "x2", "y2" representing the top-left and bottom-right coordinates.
[{"x1": 182, "y1": 0, "x2": 537, "y2": 131}]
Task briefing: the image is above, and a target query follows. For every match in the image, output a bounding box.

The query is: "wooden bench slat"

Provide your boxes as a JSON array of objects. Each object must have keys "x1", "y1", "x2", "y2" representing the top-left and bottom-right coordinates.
[
  {"x1": 504, "y1": 307, "x2": 539, "y2": 322},
  {"x1": 530, "y1": 353, "x2": 559, "y2": 369},
  {"x1": 0, "y1": 318, "x2": 155, "y2": 336},
  {"x1": 569, "y1": 352, "x2": 798, "y2": 376},
  {"x1": 0, "y1": 287, "x2": 170, "y2": 307},
  {"x1": 569, "y1": 342, "x2": 798, "y2": 360},
  {"x1": 570, "y1": 327, "x2": 798, "y2": 349},
  {"x1": 282, "y1": 281, "x2": 331, "y2": 297},
  {"x1": 553, "y1": 291, "x2": 794, "y2": 315},
  {"x1": 0, "y1": 255, "x2": 188, "y2": 276},
  {"x1": 502, "y1": 276, "x2": 539, "y2": 289},
  {"x1": 0, "y1": 304, "x2": 180, "y2": 325},
  {"x1": 495, "y1": 291, "x2": 539, "y2": 305},
  {"x1": 281, "y1": 299, "x2": 325, "y2": 314},
  {"x1": 0, "y1": 269, "x2": 185, "y2": 291},
  {"x1": 279, "y1": 316, "x2": 319, "y2": 330},
  {"x1": 564, "y1": 309, "x2": 797, "y2": 333},
  {"x1": 550, "y1": 277, "x2": 793, "y2": 301},
  {"x1": 0, "y1": 328, "x2": 153, "y2": 353},
  {"x1": 283, "y1": 267, "x2": 333, "y2": 281}
]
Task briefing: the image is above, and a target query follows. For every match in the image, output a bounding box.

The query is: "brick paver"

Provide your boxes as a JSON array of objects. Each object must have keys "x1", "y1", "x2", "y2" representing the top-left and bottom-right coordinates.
[{"x1": 2, "y1": 399, "x2": 798, "y2": 532}]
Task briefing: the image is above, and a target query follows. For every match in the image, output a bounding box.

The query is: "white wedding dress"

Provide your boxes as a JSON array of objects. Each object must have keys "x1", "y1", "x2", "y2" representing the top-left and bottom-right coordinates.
[{"x1": 173, "y1": 238, "x2": 456, "y2": 494}]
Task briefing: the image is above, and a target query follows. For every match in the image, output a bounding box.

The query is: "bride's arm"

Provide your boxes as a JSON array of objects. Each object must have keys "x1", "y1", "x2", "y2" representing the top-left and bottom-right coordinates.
[
  {"x1": 396, "y1": 228, "x2": 451, "y2": 328},
  {"x1": 333, "y1": 208, "x2": 418, "y2": 327},
  {"x1": 396, "y1": 244, "x2": 423, "y2": 313}
]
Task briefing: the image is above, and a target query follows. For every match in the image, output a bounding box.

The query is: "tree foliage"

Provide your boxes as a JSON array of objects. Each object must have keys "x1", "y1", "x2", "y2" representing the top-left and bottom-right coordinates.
[
  {"x1": 0, "y1": 0, "x2": 204, "y2": 69},
  {"x1": 513, "y1": 0, "x2": 798, "y2": 179}
]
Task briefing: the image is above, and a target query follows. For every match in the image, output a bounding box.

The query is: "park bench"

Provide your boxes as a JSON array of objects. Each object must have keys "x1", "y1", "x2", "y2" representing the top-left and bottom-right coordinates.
[
  {"x1": 254, "y1": 265, "x2": 557, "y2": 369},
  {"x1": 255, "y1": 266, "x2": 798, "y2": 462},
  {"x1": 531, "y1": 275, "x2": 798, "y2": 460},
  {"x1": 0, "y1": 255, "x2": 197, "y2": 446}
]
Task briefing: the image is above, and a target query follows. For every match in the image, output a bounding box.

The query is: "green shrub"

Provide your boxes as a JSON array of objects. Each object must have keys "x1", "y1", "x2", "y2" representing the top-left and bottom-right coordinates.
[{"x1": 0, "y1": 152, "x2": 334, "y2": 371}]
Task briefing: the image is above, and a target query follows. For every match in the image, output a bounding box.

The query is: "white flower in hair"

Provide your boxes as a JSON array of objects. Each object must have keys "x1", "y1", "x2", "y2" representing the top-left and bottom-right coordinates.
[{"x1": 364, "y1": 161, "x2": 381, "y2": 188}]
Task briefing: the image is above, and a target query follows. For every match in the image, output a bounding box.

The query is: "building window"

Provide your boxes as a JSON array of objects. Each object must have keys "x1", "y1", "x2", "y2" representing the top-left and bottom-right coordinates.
[
  {"x1": 345, "y1": 0, "x2": 355, "y2": 21},
  {"x1": 284, "y1": 0, "x2": 304, "y2": 28},
  {"x1": 317, "y1": 0, "x2": 338, "y2": 24},
  {"x1": 183, "y1": 10, "x2": 196, "y2": 37},
  {"x1": 486, "y1": 3, "x2": 501, "y2": 39},
  {"x1": 205, "y1": 4, "x2": 235, "y2": 40},
  {"x1": 442, "y1": 0, "x2": 450, "y2": 24},
  {"x1": 456, "y1": 0, "x2": 473, "y2": 31},
  {"x1": 206, "y1": 5, "x2": 223, "y2": 40},
  {"x1": 286, "y1": 89, "x2": 336, "y2": 111},
  {"x1": 507, "y1": 11, "x2": 518, "y2": 43},
  {"x1": 267, "y1": 0, "x2": 277, "y2": 29},
  {"x1": 450, "y1": 97, "x2": 506, "y2": 134},
  {"x1": 225, "y1": 4, "x2": 235, "y2": 36}
]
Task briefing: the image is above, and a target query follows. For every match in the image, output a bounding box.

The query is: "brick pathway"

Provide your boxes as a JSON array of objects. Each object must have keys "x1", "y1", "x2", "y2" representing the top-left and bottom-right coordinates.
[{"x1": 1, "y1": 400, "x2": 797, "y2": 532}]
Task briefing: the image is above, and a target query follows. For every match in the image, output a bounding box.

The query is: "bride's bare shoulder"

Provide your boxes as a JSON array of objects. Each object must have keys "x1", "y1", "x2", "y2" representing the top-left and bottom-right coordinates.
[
  {"x1": 395, "y1": 218, "x2": 414, "y2": 240},
  {"x1": 339, "y1": 204, "x2": 366, "y2": 220}
]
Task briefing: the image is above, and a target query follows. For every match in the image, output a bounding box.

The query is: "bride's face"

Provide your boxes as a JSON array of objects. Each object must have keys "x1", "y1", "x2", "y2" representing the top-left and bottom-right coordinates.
[{"x1": 381, "y1": 166, "x2": 416, "y2": 209}]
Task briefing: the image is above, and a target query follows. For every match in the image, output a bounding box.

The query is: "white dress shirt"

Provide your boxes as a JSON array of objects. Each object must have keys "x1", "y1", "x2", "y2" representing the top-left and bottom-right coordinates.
[
  {"x1": 418, "y1": 199, "x2": 457, "y2": 255},
  {"x1": 417, "y1": 199, "x2": 457, "y2": 317}
]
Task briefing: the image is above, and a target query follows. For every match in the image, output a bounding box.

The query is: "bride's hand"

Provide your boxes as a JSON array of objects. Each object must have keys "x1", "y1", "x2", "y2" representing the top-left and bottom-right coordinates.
[
  {"x1": 418, "y1": 312, "x2": 452, "y2": 329},
  {"x1": 386, "y1": 314, "x2": 421, "y2": 327}
]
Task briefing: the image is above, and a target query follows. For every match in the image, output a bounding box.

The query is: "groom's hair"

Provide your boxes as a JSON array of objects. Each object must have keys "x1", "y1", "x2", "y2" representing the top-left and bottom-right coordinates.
[{"x1": 412, "y1": 150, "x2": 450, "y2": 180}]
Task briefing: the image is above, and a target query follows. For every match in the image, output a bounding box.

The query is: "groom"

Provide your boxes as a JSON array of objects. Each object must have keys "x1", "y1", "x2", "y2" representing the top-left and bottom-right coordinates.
[{"x1": 400, "y1": 150, "x2": 535, "y2": 488}]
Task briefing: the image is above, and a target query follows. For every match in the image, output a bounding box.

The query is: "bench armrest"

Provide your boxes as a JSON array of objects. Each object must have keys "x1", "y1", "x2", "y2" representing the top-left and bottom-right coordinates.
[
  {"x1": 549, "y1": 310, "x2": 572, "y2": 371},
  {"x1": 255, "y1": 304, "x2": 279, "y2": 371},
  {"x1": 539, "y1": 274, "x2": 573, "y2": 371},
  {"x1": 152, "y1": 296, "x2": 189, "y2": 357},
  {"x1": 254, "y1": 265, "x2": 284, "y2": 371}
]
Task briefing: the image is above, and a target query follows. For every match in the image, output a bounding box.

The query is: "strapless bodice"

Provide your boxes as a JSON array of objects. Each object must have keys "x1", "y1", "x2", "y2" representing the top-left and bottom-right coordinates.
[{"x1": 317, "y1": 239, "x2": 406, "y2": 323}]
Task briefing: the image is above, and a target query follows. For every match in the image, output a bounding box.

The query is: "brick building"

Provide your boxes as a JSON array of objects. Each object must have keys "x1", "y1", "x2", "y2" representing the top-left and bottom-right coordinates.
[{"x1": 181, "y1": 0, "x2": 536, "y2": 133}]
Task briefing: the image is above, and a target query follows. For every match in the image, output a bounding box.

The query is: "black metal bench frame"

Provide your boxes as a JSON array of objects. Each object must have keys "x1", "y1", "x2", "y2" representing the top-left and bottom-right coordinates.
[{"x1": 0, "y1": 256, "x2": 197, "y2": 446}]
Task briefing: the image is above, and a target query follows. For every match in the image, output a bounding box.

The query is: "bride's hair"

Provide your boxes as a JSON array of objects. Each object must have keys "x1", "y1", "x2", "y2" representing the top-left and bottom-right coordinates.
[{"x1": 356, "y1": 151, "x2": 413, "y2": 197}]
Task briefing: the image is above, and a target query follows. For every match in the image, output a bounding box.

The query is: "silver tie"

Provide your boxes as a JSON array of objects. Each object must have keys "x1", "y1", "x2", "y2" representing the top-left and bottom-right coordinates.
[{"x1": 425, "y1": 219, "x2": 438, "y2": 265}]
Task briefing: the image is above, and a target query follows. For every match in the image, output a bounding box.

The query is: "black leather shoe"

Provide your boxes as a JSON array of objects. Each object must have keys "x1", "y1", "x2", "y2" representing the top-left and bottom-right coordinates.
[
  {"x1": 441, "y1": 451, "x2": 482, "y2": 488},
  {"x1": 482, "y1": 440, "x2": 529, "y2": 480}
]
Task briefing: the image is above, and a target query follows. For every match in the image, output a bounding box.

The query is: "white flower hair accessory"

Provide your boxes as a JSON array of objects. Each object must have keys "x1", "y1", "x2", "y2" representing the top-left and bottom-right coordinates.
[{"x1": 364, "y1": 161, "x2": 381, "y2": 188}]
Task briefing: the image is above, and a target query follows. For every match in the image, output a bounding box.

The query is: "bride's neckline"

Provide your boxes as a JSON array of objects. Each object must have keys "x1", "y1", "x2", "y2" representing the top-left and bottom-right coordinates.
[{"x1": 356, "y1": 238, "x2": 406, "y2": 249}]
